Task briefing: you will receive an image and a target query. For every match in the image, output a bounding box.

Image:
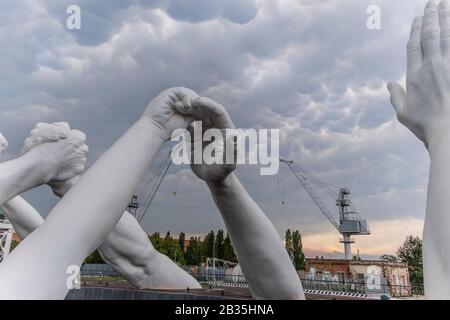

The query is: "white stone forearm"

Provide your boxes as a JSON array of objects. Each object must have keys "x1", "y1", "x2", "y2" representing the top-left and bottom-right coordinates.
[
  {"x1": 0, "y1": 153, "x2": 51, "y2": 205},
  {"x1": 2, "y1": 198, "x2": 200, "y2": 291},
  {"x1": 0, "y1": 118, "x2": 165, "y2": 299},
  {"x1": 98, "y1": 211, "x2": 201, "y2": 289},
  {"x1": 422, "y1": 130, "x2": 450, "y2": 299},
  {"x1": 207, "y1": 173, "x2": 304, "y2": 300},
  {"x1": 1, "y1": 196, "x2": 44, "y2": 240}
]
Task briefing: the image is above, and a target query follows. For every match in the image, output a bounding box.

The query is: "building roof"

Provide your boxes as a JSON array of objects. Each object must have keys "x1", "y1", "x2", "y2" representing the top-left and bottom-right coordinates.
[{"x1": 306, "y1": 258, "x2": 408, "y2": 268}]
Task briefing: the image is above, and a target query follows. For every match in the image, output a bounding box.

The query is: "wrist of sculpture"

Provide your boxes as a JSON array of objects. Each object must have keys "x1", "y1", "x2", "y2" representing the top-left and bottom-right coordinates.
[
  {"x1": 138, "y1": 115, "x2": 173, "y2": 142},
  {"x1": 22, "y1": 151, "x2": 59, "y2": 185},
  {"x1": 207, "y1": 173, "x2": 239, "y2": 192},
  {"x1": 49, "y1": 176, "x2": 81, "y2": 198},
  {"x1": 427, "y1": 126, "x2": 450, "y2": 160}
]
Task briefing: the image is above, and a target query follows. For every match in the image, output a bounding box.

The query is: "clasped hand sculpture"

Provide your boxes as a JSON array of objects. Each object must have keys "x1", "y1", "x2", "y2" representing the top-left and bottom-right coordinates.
[{"x1": 0, "y1": 87, "x2": 303, "y2": 300}]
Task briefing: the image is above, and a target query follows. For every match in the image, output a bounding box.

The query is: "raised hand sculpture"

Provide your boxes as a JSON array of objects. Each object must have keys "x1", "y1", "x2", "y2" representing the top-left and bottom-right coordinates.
[
  {"x1": 388, "y1": 0, "x2": 450, "y2": 299},
  {"x1": 0, "y1": 87, "x2": 199, "y2": 299},
  {"x1": 0, "y1": 124, "x2": 88, "y2": 238},
  {"x1": 1, "y1": 127, "x2": 201, "y2": 291},
  {"x1": 188, "y1": 97, "x2": 305, "y2": 300},
  {"x1": 0, "y1": 122, "x2": 87, "y2": 206}
]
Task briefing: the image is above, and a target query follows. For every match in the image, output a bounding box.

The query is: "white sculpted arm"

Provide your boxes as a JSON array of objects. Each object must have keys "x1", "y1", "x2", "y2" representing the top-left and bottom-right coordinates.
[
  {"x1": 0, "y1": 122, "x2": 86, "y2": 205},
  {"x1": 98, "y1": 212, "x2": 201, "y2": 289},
  {"x1": 2, "y1": 196, "x2": 43, "y2": 240},
  {"x1": 190, "y1": 98, "x2": 304, "y2": 300},
  {"x1": 0, "y1": 129, "x2": 200, "y2": 290},
  {"x1": 0, "y1": 87, "x2": 198, "y2": 299},
  {"x1": 0, "y1": 133, "x2": 44, "y2": 239},
  {"x1": 0, "y1": 123, "x2": 87, "y2": 240},
  {"x1": 0, "y1": 134, "x2": 40, "y2": 238},
  {"x1": 2, "y1": 197, "x2": 201, "y2": 289},
  {"x1": 388, "y1": 0, "x2": 450, "y2": 299}
]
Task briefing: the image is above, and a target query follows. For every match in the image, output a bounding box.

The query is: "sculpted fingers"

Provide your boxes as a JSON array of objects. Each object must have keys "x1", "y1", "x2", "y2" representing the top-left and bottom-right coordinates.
[
  {"x1": 439, "y1": 0, "x2": 450, "y2": 56},
  {"x1": 408, "y1": 16, "x2": 424, "y2": 72},
  {"x1": 422, "y1": 1, "x2": 441, "y2": 59},
  {"x1": 22, "y1": 122, "x2": 87, "y2": 155},
  {"x1": 387, "y1": 82, "x2": 406, "y2": 118},
  {"x1": 191, "y1": 97, "x2": 235, "y2": 129}
]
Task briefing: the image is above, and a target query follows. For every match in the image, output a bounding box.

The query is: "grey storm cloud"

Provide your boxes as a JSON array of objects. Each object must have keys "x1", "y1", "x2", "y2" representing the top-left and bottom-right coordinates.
[
  {"x1": 0, "y1": 0, "x2": 431, "y2": 252},
  {"x1": 166, "y1": 0, "x2": 259, "y2": 24},
  {"x1": 43, "y1": 0, "x2": 259, "y2": 45}
]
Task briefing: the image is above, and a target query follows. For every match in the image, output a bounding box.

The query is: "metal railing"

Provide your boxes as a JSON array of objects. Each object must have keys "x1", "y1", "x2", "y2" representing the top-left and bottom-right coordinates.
[
  {"x1": 79, "y1": 264, "x2": 424, "y2": 298},
  {"x1": 80, "y1": 264, "x2": 124, "y2": 282}
]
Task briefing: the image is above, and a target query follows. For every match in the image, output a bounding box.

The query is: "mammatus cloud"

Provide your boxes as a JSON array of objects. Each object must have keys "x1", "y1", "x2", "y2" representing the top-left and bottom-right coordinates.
[{"x1": 0, "y1": 0, "x2": 430, "y2": 256}]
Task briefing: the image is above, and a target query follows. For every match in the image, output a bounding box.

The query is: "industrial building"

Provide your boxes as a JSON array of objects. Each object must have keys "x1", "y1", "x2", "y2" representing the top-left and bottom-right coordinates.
[{"x1": 301, "y1": 258, "x2": 411, "y2": 297}]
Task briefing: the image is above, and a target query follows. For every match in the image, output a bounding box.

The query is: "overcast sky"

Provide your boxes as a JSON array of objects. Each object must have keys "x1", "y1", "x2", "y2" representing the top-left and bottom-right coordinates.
[{"x1": 0, "y1": 0, "x2": 432, "y2": 258}]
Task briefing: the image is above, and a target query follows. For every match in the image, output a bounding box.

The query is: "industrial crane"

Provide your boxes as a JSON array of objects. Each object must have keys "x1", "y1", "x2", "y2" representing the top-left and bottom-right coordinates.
[{"x1": 280, "y1": 158, "x2": 370, "y2": 260}]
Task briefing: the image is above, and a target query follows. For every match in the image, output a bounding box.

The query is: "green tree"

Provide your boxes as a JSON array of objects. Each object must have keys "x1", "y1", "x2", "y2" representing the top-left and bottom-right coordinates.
[
  {"x1": 9, "y1": 240, "x2": 20, "y2": 252},
  {"x1": 149, "y1": 232, "x2": 185, "y2": 265},
  {"x1": 215, "y1": 230, "x2": 225, "y2": 259},
  {"x1": 185, "y1": 236, "x2": 205, "y2": 265},
  {"x1": 204, "y1": 230, "x2": 215, "y2": 258},
  {"x1": 171, "y1": 243, "x2": 186, "y2": 265},
  {"x1": 149, "y1": 232, "x2": 164, "y2": 252},
  {"x1": 178, "y1": 232, "x2": 186, "y2": 252},
  {"x1": 292, "y1": 230, "x2": 306, "y2": 270},
  {"x1": 380, "y1": 254, "x2": 398, "y2": 263},
  {"x1": 223, "y1": 233, "x2": 237, "y2": 263},
  {"x1": 397, "y1": 235, "x2": 423, "y2": 287},
  {"x1": 84, "y1": 249, "x2": 105, "y2": 264},
  {"x1": 163, "y1": 231, "x2": 185, "y2": 265},
  {"x1": 285, "y1": 229, "x2": 293, "y2": 259}
]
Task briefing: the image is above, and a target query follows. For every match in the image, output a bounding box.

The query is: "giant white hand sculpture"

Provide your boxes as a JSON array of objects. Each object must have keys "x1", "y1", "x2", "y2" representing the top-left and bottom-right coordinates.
[
  {"x1": 1, "y1": 128, "x2": 200, "y2": 290},
  {"x1": 0, "y1": 124, "x2": 87, "y2": 240},
  {"x1": 189, "y1": 97, "x2": 305, "y2": 300},
  {"x1": 0, "y1": 87, "x2": 199, "y2": 299},
  {"x1": 0, "y1": 133, "x2": 52, "y2": 237},
  {"x1": 388, "y1": 0, "x2": 450, "y2": 299},
  {"x1": 0, "y1": 122, "x2": 87, "y2": 206}
]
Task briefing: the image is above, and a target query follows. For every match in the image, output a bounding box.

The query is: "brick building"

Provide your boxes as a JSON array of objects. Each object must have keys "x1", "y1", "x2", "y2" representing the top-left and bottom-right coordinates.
[{"x1": 302, "y1": 258, "x2": 411, "y2": 297}]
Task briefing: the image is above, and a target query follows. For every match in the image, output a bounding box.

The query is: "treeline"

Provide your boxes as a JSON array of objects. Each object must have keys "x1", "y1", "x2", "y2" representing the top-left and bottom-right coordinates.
[
  {"x1": 84, "y1": 229, "x2": 237, "y2": 266},
  {"x1": 84, "y1": 228, "x2": 306, "y2": 270},
  {"x1": 149, "y1": 230, "x2": 237, "y2": 266}
]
